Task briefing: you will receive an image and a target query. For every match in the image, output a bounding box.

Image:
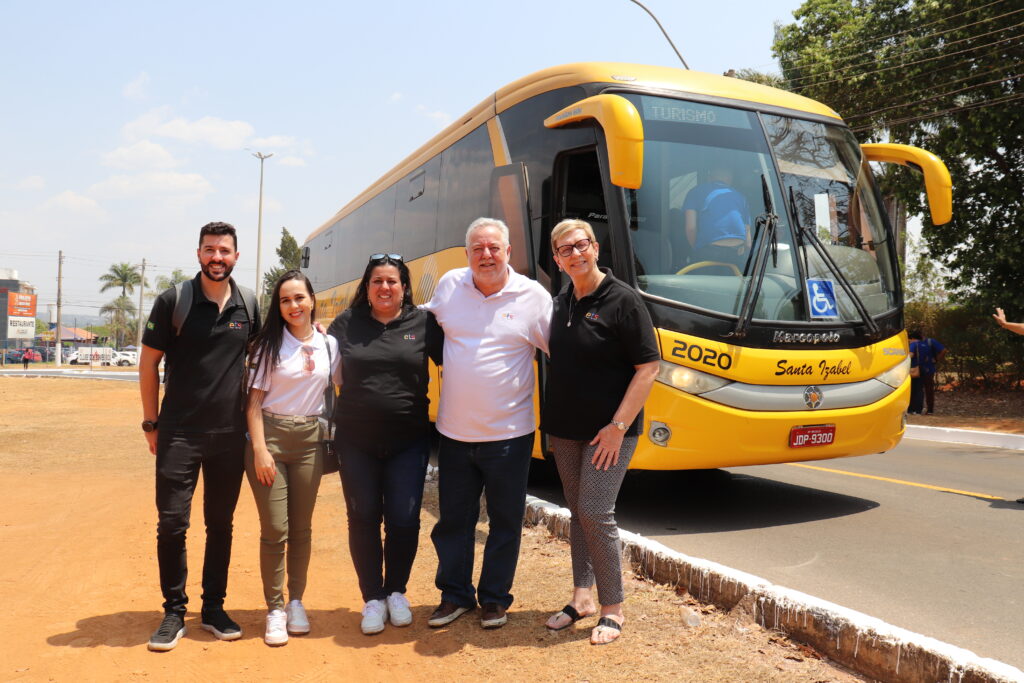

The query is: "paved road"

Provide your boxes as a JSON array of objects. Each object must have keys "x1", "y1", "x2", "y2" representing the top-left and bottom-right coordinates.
[{"x1": 529, "y1": 438, "x2": 1024, "y2": 670}]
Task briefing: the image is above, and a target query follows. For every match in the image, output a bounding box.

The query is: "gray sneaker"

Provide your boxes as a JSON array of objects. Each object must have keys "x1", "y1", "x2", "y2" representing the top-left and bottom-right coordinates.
[{"x1": 148, "y1": 613, "x2": 186, "y2": 652}]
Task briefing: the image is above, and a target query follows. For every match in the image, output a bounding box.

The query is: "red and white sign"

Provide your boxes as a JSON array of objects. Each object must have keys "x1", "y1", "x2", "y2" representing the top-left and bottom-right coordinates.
[{"x1": 7, "y1": 292, "x2": 36, "y2": 317}]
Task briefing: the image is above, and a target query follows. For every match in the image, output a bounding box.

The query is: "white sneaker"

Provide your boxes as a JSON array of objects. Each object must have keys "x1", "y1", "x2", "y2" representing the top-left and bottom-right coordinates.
[
  {"x1": 265, "y1": 609, "x2": 288, "y2": 646},
  {"x1": 387, "y1": 592, "x2": 413, "y2": 627},
  {"x1": 361, "y1": 599, "x2": 388, "y2": 635},
  {"x1": 285, "y1": 599, "x2": 310, "y2": 635}
]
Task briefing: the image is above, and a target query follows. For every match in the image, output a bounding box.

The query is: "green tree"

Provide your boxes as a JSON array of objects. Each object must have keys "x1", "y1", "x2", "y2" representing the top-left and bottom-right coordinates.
[
  {"x1": 154, "y1": 268, "x2": 190, "y2": 292},
  {"x1": 773, "y1": 0, "x2": 1024, "y2": 312},
  {"x1": 100, "y1": 295, "x2": 137, "y2": 348},
  {"x1": 262, "y1": 227, "x2": 302, "y2": 301},
  {"x1": 99, "y1": 262, "x2": 145, "y2": 298}
]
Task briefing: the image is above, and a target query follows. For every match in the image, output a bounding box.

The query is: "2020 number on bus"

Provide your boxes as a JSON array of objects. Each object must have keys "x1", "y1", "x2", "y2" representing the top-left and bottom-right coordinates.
[{"x1": 789, "y1": 424, "x2": 836, "y2": 448}]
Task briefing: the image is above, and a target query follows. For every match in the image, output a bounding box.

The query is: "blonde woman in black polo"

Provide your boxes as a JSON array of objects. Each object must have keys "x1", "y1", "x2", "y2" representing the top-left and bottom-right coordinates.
[{"x1": 540, "y1": 219, "x2": 660, "y2": 645}]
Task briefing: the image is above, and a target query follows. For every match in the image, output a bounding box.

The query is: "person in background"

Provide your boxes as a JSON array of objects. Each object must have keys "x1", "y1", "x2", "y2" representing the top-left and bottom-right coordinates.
[
  {"x1": 22, "y1": 349, "x2": 30, "y2": 370},
  {"x1": 423, "y1": 218, "x2": 551, "y2": 630},
  {"x1": 682, "y1": 167, "x2": 752, "y2": 269},
  {"x1": 244, "y1": 269, "x2": 339, "y2": 646},
  {"x1": 540, "y1": 219, "x2": 660, "y2": 645},
  {"x1": 908, "y1": 329, "x2": 946, "y2": 415},
  {"x1": 328, "y1": 254, "x2": 443, "y2": 635},
  {"x1": 139, "y1": 221, "x2": 260, "y2": 651},
  {"x1": 991, "y1": 307, "x2": 1024, "y2": 504}
]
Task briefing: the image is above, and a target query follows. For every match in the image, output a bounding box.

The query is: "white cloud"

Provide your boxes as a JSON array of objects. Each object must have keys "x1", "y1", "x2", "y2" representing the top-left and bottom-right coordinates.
[
  {"x1": 123, "y1": 72, "x2": 150, "y2": 100},
  {"x1": 102, "y1": 140, "x2": 180, "y2": 170},
  {"x1": 278, "y1": 156, "x2": 306, "y2": 167},
  {"x1": 250, "y1": 135, "x2": 296, "y2": 149},
  {"x1": 415, "y1": 104, "x2": 452, "y2": 127},
  {"x1": 17, "y1": 175, "x2": 45, "y2": 190},
  {"x1": 89, "y1": 172, "x2": 213, "y2": 202},
  {"x1": 390, "y1": 92, "x2": 403, "y2": 102},
  {"x1": 158, "y1": 116, "x2": 254, "y2": 150},
  {"x1": 123, "y1": 108, "x2": 254, "y2": 150},
  {"x1": 45, "y1": 191, "x2": 107, "y2": 220}
]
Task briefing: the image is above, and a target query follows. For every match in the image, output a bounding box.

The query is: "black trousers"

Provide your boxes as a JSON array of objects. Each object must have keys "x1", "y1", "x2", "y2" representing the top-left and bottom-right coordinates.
[{"x1": 156, "y1": 430, "x2": 245, "y2": 615}]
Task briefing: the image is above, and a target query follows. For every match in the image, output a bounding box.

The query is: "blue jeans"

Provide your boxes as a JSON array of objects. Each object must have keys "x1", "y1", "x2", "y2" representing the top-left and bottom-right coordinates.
[
  {"x1": 337, "y1": 435, "x2": 430, "y2": 602},
  {"x1": 156, "y1": 430, "x2": 245, "y2": 615},
  {"x1": 431, "y1": 433, "x2": 534, "y2": 609}
]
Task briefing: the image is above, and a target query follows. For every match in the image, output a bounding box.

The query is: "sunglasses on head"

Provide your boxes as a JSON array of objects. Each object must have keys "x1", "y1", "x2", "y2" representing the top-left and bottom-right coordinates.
[{"x1": 369, "y1": 253, "x2": 403, "y2": 264}]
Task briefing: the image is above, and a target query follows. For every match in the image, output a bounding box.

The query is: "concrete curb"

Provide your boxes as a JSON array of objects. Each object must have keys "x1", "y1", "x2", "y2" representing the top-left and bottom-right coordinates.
[
  {"x1": 525, "y1": 495, "x2": 1024, "y2": 683},
  {"x1": 905, "y1": 424, "x2": 1024, "y2": 451}
]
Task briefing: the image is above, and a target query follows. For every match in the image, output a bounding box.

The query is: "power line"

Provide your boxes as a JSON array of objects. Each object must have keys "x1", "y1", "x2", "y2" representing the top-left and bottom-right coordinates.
[
  {"x1": 784, "y1": 0, "x2": 1021, "y2": 73},
  {"x1": 791, "y1": 21, "x2": 1024, "y2": 90},
  {"x1": 851, "y1": 91, "x2": 1023, "y2": 132},
  {"x1": 845, "y1": 72, "x2": 1021, "y2": 122},
  {"x1": 790, "y1": 29, "x2": 1024, "y2": 93}
]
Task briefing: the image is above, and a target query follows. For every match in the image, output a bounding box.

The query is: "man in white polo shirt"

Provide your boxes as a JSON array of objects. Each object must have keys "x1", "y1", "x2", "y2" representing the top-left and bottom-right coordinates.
[{"x1": 423, "y1": 217, "x2": 551, "y2": 630}]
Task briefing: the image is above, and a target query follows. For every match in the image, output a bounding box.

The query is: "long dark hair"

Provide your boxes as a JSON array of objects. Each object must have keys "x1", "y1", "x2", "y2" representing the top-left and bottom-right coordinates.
[
  {"x1": 348, "y1": 256, "x2": 415, "y2": 313},
  {"x1": 245, "y1": 269, "x2": 316, "y2": 401}
]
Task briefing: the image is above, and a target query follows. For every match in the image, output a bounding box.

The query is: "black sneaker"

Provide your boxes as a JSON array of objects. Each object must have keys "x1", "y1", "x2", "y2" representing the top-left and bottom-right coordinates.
[
  {"x1": 200, "y1": 608, "x2": 242, "y2": 641},
  {"x1": 148, "y1": 613, "x2": 186, "y2": 652}
]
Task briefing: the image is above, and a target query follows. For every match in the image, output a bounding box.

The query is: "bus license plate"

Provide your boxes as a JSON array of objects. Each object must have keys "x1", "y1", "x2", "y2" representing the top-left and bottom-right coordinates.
[{"x1": 789, "y1": 424, "x2": 836, "y2": 448}]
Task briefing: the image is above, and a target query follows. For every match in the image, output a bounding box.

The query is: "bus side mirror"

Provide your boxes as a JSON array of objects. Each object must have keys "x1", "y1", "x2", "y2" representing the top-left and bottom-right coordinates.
[
  {"x1": 544, "y1": 94, "x2": 644, "y2": 189},
  {"x1": 861, "y1": 143, "x2": 952, "y2": 225}
]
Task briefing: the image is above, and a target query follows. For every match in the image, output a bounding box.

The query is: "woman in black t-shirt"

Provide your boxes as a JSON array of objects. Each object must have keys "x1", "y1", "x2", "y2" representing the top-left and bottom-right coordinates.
[
  {"x1": 327, "y1": 254, "x2": 443, "y2": 636},
  {"x1": 540, "y1": 219, "x2": 660, "y2": 645}
]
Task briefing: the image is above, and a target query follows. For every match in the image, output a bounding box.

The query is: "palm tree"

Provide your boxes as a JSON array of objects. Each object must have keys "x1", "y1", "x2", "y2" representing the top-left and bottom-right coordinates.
[
  {"x1": 154, "y1": 268, "x2": 190, "y2": 292},
  {"x1": 100, "y1": 295, "x2": 137, "y2": 348},
  {"x1": 99, "y1": 262, "x2": 145, "y2": 298}
]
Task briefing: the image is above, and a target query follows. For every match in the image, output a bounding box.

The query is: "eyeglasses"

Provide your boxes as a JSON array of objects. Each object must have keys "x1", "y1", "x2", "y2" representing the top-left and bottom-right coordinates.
[
  {"x1": 369, "y1": 253, "x2": 403, "y2": 264},
  {"x1": 554, "y1": 239, "x2": 592, "y2": 258},
  {"x1": 301, "y1": 344, "x2": 315, "y2": 374}
]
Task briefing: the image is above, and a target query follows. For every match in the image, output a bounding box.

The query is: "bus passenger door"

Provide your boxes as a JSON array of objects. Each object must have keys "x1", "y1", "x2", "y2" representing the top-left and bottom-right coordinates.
[
  {"x1": 489, "y1": 163, "x2": 534, "y2": 278},
  {"x1": 489, "y1": 162, "x2": 549, "y2": 461}
]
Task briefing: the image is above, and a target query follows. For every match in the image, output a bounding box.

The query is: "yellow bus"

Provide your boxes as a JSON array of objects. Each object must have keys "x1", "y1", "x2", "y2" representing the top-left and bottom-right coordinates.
[{"x1": 301, "y1": 62, "x2": 951, "y2": 470}]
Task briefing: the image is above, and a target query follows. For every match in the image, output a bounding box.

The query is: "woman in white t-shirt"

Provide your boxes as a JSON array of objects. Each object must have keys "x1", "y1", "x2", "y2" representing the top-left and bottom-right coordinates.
[{"x1": 244, "y1": 269, "x2": 340, "y2": 646}]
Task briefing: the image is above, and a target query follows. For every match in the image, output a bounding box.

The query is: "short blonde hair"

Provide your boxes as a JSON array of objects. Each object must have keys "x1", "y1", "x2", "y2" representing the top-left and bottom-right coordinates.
[{"x1": 550, "y1": 219, "x2": 597, "y2": 252}]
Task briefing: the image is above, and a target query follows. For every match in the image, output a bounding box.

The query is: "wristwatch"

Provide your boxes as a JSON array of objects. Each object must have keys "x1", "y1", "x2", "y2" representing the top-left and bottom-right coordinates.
[
  {"x1": 610, "y1": 420, "x2": 628, "y2": 432},
  {"x1": 141, "y1": 420, "x2": 158, "y2": 433}
]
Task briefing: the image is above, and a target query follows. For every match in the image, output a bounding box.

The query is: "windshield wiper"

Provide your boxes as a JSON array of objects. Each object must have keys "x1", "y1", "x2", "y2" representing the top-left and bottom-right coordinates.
[
  {"x1": 724, "y1": 175, "x2": 779, "y2": 340},
  {"x1": 788, "y1": 187, "x2": 882, "y2": 338}
]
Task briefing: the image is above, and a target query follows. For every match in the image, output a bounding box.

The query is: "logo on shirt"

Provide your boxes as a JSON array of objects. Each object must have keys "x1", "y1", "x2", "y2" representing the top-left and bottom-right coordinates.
[
  {"x1": 228, "y1": 321, "x2": 246, "y2": 330},
  {"x1": 501, "y1": 312, "x2": 516, "y2": 321},
  {"x1": 146, "y1": 321, "x2": 155, "y2": 330},
  {"x1": 584, "y1": 311, "x2": 601, "y2": 321},
  {"x1": 403, "y1": 333, "x2": 417, "y2": 340}
]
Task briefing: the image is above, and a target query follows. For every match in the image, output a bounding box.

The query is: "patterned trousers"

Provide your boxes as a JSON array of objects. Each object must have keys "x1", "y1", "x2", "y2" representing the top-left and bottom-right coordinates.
[{"x1": 548, "y1": 434, "x2": 638, "y2": 606}]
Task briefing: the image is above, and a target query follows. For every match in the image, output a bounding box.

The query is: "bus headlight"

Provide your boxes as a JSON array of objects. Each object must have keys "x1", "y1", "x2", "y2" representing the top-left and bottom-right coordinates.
[
  {"x1": 656, "y1": 360, "x2": 731, "y2": 395},
  {"x1": 875, "y1": 356, "x2": 911, "y2": 389}
]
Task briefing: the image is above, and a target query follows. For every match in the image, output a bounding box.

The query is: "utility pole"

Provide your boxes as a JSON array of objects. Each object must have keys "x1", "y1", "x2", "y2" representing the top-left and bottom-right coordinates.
[
  {"x1": 55, "y1": 251, "x2": 64, "y2": 367},
  {"x1": 253, "y1": 151, "x2": 273, "y2": 299},
  {"x1": 136, "y1": 258, "x2": 146, "y2": 349}
]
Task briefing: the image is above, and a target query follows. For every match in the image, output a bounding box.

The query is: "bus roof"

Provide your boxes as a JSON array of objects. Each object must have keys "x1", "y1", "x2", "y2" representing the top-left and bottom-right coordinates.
[{"x1": 306, "y1": 62, "x2": 842, "y2": 243}]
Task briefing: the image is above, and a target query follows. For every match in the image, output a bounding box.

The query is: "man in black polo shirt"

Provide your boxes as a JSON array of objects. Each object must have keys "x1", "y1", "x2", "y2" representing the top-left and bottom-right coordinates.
[{"x1": 139, "y1": 221, "x2": 260, "y2": 651}]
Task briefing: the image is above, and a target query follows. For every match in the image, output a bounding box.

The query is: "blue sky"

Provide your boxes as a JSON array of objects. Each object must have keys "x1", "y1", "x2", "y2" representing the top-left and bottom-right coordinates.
[{"x1": 1, "y1": 0, "x2": 807, "y2": 319}]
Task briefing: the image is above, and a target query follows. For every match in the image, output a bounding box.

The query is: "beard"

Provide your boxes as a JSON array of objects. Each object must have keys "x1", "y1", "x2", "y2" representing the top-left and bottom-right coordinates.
[{"x1": 200, "y1": 260, "x2": 234, "y2": 282}]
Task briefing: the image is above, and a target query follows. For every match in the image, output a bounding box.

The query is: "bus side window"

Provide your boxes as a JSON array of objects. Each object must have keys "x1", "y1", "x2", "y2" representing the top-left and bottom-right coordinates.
[{"x1": 546, "y1": 149, "x2": 611, "y2": 285}]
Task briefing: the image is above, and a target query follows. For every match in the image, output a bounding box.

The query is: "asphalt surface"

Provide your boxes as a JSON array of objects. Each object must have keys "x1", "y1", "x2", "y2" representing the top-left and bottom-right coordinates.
[{"x1": 530, "y1": 438, "x2": 1024, "y2": 670}]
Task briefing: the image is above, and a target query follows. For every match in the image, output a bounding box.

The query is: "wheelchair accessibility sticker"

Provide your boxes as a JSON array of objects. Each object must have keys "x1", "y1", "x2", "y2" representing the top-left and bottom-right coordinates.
[{"x1": 806, "y1": 278, "x2": 838, "y2": 319}]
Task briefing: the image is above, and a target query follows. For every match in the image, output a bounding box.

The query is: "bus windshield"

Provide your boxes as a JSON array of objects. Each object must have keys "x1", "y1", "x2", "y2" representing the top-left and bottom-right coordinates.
[{"x1": 622, "y1": 94, "x2": 899, "y2": 323}]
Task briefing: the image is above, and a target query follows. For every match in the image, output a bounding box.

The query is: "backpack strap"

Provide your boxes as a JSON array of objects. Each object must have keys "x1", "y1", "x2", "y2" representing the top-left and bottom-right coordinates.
[
  {"x1": 172, "y1": 280, "x2": 193, "y2": 336},
  {"x1": 236, "y1": 284, "x2": 258, "y2": 329}
]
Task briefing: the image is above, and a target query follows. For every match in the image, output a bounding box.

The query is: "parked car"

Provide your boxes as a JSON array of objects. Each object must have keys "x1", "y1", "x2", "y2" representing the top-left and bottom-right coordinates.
[
  {"x1": 4, "y1": 349, "x2": 25, "y2": 363},
  {"x1": 114, "y1": 350, "x2": 138, "y2": 366},
  {"x1": 64, "y1": 351, "x2": 79, "y2": 364}
]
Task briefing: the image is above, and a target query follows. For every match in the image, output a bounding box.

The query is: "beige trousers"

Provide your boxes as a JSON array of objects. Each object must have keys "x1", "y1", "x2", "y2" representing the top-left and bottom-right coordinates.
[{"x1": 245, "y1": 413, "x2": 323, "y2": 610}]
